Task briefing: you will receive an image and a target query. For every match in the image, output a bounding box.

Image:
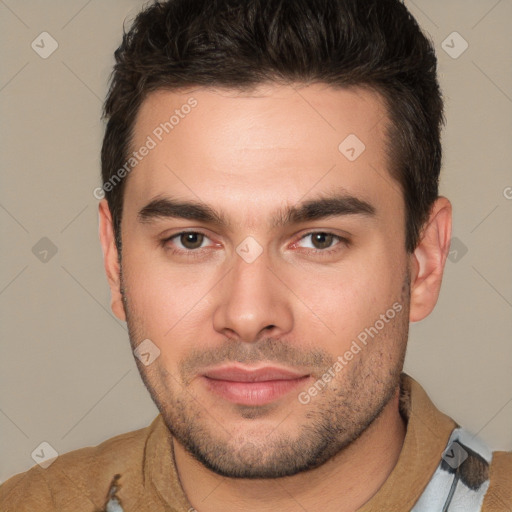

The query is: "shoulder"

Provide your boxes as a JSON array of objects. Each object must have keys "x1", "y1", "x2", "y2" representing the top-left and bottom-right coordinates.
[
  {"x1": 0, "y1": 418, "x2": 157, "y2": 512},
  {"x1": 483, "y1": 450, "x2": 512, "y2": 510}
]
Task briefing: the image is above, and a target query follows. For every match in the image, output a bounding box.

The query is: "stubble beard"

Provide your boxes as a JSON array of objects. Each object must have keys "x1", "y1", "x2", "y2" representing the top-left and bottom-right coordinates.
[{"x1": 120, "y1": 266, "x2": 411, "y2": 479}]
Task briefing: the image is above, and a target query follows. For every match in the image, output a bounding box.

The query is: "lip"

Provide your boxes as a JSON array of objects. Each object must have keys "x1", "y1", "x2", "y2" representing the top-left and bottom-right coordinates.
[
  {"x1": 201, "y1": 365, "x2": 310, "y2": 406},
  {"x1": 203, "y1": 365, "x2": 308, "y2": 382}
]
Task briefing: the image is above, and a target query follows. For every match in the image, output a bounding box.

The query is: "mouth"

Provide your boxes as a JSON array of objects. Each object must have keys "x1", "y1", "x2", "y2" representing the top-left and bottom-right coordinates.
[{"x1": 201, "y1": 365, "x2": 311, "y2": 406}]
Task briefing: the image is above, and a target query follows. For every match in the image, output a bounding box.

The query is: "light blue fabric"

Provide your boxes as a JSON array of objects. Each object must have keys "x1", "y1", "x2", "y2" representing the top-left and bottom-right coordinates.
[
  {"x1": 105, "y1": 497, "x2": 125, "y2": 512},
  {"x1": 412, "y1": 427, "x2": 492, "y2": 512},
  {"x1": 104, "y1": 474, "x2": 125, "y2": 512}
]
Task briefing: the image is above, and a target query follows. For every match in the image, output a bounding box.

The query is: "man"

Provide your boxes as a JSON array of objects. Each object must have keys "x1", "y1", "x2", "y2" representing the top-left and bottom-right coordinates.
[{"x1": 1, "y1": 0, "x2": 510, "y2": 510}]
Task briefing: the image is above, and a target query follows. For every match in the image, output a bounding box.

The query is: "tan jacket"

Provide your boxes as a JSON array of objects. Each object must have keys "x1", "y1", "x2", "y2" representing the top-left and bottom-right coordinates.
[{"x1": 1, "y1": 374, "x2": 510, "y2": 511}]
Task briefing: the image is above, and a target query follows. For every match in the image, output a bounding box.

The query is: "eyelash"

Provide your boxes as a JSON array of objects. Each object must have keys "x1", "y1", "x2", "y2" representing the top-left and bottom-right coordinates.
[
  {"x1": 161, "y1": 230, "x2": 350, "y2": 259},
  {"x1": 161, "y1": 231, "x2": 218, "y2": 260},
  {"x1": 291, "y1": 232, "x2": 349, "y2": 257}
]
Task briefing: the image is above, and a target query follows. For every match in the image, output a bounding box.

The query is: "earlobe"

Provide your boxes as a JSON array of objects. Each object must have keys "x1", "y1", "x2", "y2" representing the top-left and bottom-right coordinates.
[
  {"x1": 98, "y1": 200, "x2": 126, "y2": 322},
  {"x1": 409, "y1": 197, "x2": 452, "y2": 323}
]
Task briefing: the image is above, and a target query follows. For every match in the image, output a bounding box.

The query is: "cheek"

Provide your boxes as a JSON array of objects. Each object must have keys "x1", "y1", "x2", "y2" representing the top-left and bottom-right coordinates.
[
  {"x1": 287, "y1": 249, "x2": 404, "y2": 349},
  {"x1": 122, "y1": 275, "x2": 187, "y2": 374},
  {"x1": 121, "y1": 246, "x2": 225, "y2": 372},
  {"x1": 121, "y1": 245, "x2": 206, "y2": 335}
]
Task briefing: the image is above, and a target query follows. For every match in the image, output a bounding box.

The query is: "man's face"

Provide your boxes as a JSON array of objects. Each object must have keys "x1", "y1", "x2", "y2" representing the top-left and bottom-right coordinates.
[{"x1": 114, "y1": 84, "x2": 412, "y2": 477}]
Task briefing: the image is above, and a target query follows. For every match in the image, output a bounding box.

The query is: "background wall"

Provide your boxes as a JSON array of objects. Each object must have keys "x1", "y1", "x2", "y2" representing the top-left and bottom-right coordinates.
[{"x1": 1, "y1": 0, "x2": 511, "y2": 483}]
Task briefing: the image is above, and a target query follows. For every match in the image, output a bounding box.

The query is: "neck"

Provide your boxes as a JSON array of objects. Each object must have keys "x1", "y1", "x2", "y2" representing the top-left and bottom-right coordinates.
[{"x1": 173, "y1": 387, "x2": 406, "y2": 512}]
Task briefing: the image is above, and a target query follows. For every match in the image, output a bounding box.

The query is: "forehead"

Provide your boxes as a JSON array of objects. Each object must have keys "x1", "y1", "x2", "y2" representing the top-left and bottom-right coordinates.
[{"x1": 123, "y1": 83, "x2": 399, "y2": 222}]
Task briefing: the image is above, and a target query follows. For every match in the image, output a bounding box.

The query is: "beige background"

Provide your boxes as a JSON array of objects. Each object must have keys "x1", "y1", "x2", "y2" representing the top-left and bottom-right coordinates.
[{"x1": 1, "y1": 0, "x2": 511, "y2": 483}]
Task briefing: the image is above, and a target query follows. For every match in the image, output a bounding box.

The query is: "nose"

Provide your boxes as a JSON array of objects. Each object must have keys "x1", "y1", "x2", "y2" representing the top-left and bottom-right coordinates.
[{"x1": 212, "y1": 248, "x2": 294, "y2": 342}]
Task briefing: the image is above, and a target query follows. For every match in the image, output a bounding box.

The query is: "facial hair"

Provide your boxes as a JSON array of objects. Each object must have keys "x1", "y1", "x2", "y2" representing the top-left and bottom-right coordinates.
[{"x1": 120, "y1": 266, "x2": 411, "y2": 479}]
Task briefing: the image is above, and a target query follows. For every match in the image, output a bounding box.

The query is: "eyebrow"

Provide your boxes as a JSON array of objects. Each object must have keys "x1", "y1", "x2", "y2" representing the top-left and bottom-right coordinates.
[{"x1": 137, "y1": 193, "x2": 376, "y2": 229}]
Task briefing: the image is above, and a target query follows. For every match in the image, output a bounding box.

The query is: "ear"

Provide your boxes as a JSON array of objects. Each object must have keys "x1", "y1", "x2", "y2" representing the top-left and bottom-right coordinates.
[
  {"x1": 98, "y1": 199, "x2": 126, "y2": 322},
  {"x1": 409, "y1": 196, "x2": 452, "y2": 323}
]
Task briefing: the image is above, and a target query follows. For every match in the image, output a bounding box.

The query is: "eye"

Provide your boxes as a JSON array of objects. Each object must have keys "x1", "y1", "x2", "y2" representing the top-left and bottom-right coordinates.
[
  {"x1": 294, "y1": 232, "x2": 348, "y2": 254},
  {"x1": 162, "y1": 231, "x2": 213, "y2": 253},
  {"x1": 175, "y1": 232, "x2": 207, "y2": 250}
]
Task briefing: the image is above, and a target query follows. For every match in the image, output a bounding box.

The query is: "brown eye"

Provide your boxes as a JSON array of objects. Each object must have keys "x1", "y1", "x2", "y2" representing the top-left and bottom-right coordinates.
[
  {"x1": 294, "y1": 232, "x2": 348, "y2": 256},
  {"x1": 179, "y1": 232, "x2": 205, "y2": 249},
  {"x1": 310, "y1": 232, "x2": 335, "y2": 250}
]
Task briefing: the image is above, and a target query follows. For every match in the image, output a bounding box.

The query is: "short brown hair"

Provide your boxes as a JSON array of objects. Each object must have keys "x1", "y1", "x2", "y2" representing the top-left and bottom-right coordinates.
[{"x1": 101, "y1": 0, "x2": 444, "y2": 254}]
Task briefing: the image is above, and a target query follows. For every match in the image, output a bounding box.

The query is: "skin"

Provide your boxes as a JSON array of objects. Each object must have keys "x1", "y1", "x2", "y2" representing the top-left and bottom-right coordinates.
[{"x1": 99, "y1": 83, "x2": 452, "y2": 512}]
